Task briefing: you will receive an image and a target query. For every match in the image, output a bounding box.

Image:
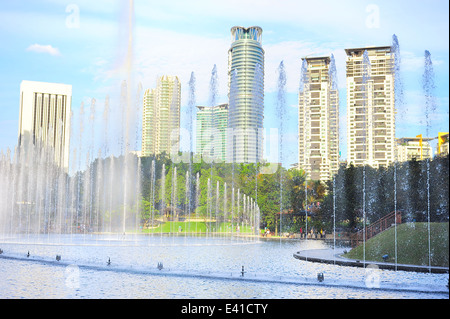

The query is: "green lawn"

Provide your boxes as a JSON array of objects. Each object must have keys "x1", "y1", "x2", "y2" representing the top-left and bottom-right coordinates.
[
  {"x1": 142, "y1": 221, "x2": 256, "y2": 234},
  {"x1": 345, "y1": 222, "x2": 449, "y2": 267}
]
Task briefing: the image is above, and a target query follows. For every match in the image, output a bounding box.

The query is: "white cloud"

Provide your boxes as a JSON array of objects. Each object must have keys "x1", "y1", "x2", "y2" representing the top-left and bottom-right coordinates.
[{"x1": 26, "y1": 43, "x2": 61, "y2": 56}]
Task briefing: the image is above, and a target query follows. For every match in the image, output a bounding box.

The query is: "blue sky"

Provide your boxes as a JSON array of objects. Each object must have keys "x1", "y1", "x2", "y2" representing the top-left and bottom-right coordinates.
[{"x1": 0, "y1": 0, "x2": 448, "y2": 168}]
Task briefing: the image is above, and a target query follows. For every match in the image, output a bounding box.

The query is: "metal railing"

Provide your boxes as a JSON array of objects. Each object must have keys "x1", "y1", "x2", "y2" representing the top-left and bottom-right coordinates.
[{"x1": 351, "y1": 211, "x2": 402, "y2": 248}]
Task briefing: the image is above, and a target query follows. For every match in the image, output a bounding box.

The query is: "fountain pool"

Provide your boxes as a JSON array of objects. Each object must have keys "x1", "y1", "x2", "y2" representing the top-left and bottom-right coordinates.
[{"x1": 0, "y1": 235, "x2": 447, "y2": 299}]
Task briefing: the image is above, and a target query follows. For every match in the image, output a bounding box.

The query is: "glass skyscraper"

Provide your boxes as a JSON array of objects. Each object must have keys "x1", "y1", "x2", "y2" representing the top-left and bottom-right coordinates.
[
  {"x1": 196, "y1": 104, "x2": 228, "y2": 162},
  {"x1": 227, "y1": 26, "x2": 264, "y2": 164}
]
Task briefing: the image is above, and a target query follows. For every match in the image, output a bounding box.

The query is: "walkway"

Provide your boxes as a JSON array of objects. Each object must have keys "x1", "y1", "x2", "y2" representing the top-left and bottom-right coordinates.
[{"x1": 293, "y1": 248, "x2": 449, "y2": 274}]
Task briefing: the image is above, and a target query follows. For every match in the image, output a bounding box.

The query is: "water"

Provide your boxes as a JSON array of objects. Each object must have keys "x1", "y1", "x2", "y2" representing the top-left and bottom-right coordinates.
[
  {"x1": 361, "y1": 50, "x2": 371, "y2": 266},
  {"x1": 299, "y1": 58, "x2": 309, "y2": 248},
  {"x1": 423, "y1": 50, "x2": 437, "y2": 273},
  {"x1": 392, "y1": 35, "x2": 402, "y2": 270},
  {"x1": 391, "y1": 34, "x2": 404, "y2": 119},
  {"x1": 187, "y1": 72, "x2": 196, "y2": 230},
  {"x1": 277, "y1": 61, "x2": 286, "y2": 241},
  {"x1": 0, "y1": 235, "x2": 447, "y2": 299}
]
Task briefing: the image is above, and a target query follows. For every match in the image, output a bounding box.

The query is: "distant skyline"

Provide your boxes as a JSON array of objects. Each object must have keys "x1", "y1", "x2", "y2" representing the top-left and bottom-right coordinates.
[{"x1": 0, "y1": 0, "x2": 448, "y2": 168}]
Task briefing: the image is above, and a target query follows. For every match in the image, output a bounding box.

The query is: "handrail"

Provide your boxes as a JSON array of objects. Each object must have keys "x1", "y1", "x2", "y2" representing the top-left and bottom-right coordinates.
[{"x1": 350, "y1": 211, "x2": 402, "y2": 247}]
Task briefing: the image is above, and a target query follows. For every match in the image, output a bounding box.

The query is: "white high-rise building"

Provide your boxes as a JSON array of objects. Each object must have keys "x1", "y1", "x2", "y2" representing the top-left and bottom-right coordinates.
[
  {"x1": 345, "y1": 46, "x2": 396, "y2": 168},
  {"x1": 298, "y1": 56, "x2": 339, "y2": 181},
  {"x1": 19, "y1": 80, "x2": 72, "y2": 170},
  {"x1": 227, "y1": 26, "x2": 264, "y2": 164},
  {"x1": 141, "y1": 75, "x2": 181, "y2": 157}
]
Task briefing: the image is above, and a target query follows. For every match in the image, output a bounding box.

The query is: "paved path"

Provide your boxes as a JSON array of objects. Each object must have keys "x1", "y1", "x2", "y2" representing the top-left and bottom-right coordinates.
[{"x1": 293, "y1": 248, "x2": 449, "y2": 274}]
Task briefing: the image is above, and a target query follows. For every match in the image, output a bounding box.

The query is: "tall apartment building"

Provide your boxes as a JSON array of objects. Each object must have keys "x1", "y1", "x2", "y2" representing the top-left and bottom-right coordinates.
[
  {"x1": 196, "y1": 104, "x2": 228, "y2": 162},
  {"x1": 346, "y1": 46, "x2": 396, "y2": 168},
  {"x1": 19, "y1": 80, "x2": 72, "y2": 170},
  {"x1": 396, "y1": 136, "x2": 433, "y2": 162},
  {"x1": 298, "y1": 56, "x2": 339, "y2": 181},
  {"x1": 227, "y1": 26, "x2": 264, "y2": 164},
  {"x1": 141, "y1": 75, "x2": 181, "y2": 157}
]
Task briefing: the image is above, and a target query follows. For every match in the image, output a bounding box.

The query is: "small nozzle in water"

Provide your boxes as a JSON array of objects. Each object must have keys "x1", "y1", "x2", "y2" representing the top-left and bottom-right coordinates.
[
  {"x1": 317, "y1": 272, "x2": 324, "y2": 282},
  {"x1": 157, "y1": 262, "x2": 163, "y2": 270},
  {"x1": 107, "y1": 257, "x2": 111, "y2": 266}
]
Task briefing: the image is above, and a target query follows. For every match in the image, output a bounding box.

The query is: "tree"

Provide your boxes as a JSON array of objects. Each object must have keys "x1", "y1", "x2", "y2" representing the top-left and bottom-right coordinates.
[{"x1": 344, "y1": 163, "x2": 358, "y2": 232}]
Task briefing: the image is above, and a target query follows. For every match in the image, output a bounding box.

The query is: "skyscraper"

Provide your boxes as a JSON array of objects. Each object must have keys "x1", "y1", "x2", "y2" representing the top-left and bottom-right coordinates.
[
  {"x1": 298, "y1": 57, "x2": 339, "y2": 181},
  {"x1": 19, "y1": 80, "x2": 72, "y2": 170},
  {"x1": 227, "y1": 26, "x2": 264, "y2": 164},
  {"x1": 141, "y1": 75, "x2": 181, "y2": 157},
  {"x1": 196, "y1": 104, "x2": 228, "y2": 162},
  {"x1": 345, "y1": 46, "x2": 396, "y2": 168}
]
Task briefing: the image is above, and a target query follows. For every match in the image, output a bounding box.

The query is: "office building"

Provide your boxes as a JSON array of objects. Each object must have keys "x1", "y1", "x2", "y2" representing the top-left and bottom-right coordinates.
[
  {"x1": 19, "y1": 80, "x2": 72, "y2": 170},
  {"x1": 196, "y1": 104, "x2": 228, "y2": 162},
  {"x1": 345, "y1": 46, "x2": 396, "y2": 168},
  {"x1": 227, "y1": 26, "x2": 264, "y2": 163},
  {"x1": 141, "y1": 75, "x2": 181, "y2": 157},
  {"x1": 298, "y1": 56, "x2": 339, "y2": 181}
]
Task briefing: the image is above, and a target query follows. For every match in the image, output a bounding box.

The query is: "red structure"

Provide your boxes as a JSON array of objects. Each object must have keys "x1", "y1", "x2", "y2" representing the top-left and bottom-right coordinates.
[{"x1": 351, "y1": 211, "x2": 402, "y2": 247}]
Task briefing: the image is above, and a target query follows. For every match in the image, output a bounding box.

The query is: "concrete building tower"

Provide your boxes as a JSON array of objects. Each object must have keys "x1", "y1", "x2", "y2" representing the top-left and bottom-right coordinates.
[
  {"x1": 345, "y1": 46, "x2": 396, "y2": 168},
  {"x1": 298, "y1": 56, "x2": 339, "y2": 181},
  {"x1": 141, "y1": 75, "x2": 181, "y2": 157},
  {"x1": 19, "y1": 80, "x2": 72, "y2": 170}
]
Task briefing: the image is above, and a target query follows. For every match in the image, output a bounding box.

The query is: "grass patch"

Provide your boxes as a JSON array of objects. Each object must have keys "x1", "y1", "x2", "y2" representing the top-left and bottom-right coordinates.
[
  {"x1": 345, "y1": 222, "x2": 449, "y2": 267},
  {"x1": 142, "y1": 221, "x2": 255, "y2": 234}
]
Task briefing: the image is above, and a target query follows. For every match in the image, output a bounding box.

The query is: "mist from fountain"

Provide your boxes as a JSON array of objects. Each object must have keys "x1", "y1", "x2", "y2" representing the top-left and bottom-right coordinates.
[
  {"x1": 361, "y1": 49, "x2": 371, "y2": 267},
  {"x1": 423, "y1": 50, "x2": 437, "y2": 273},
  {"x1": 391, "y1": 33, "x2": 404, "y2": 270},
  {"x1": 329, "y1": 54, "x2": 338, "y2": 264},
  {"x1": 276, "y1": 61, "x2": 287, "y2": 243},
  {"x1": 299, "y1": 58, "x2": 309, "y2": 255}
]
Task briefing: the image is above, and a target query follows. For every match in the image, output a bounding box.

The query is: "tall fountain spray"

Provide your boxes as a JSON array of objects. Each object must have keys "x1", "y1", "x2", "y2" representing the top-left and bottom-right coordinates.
[
  {"x1": 329, "y1": 54, "x2": 338, "y2": 263},
  {"x1": 228, "y1": 69, "x2": 238, "y2": 234},
  {"x1": 423, "y1": 50, "x2": 436, "y2": 273},
  {"x1": 391, "y1": 34, "x2": 404, "y2": 270},
  {"x1": 361, "y1": 49, "x2": 371, "y2": 266},
  {"x1": 187, "y1": 72, "x2": 196, "y2": 236},
  {"x1": 276, "y1": 61, "x2": 287, "y2": 241},
  {"x1": 299, "y1": 58, "x2": 309, "y2": 250}
]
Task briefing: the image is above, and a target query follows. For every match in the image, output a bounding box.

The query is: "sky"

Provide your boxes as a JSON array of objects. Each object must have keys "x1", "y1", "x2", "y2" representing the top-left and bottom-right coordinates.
[{"x1": 0, "y1": 0, "x2": 448, "y2": 169}]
